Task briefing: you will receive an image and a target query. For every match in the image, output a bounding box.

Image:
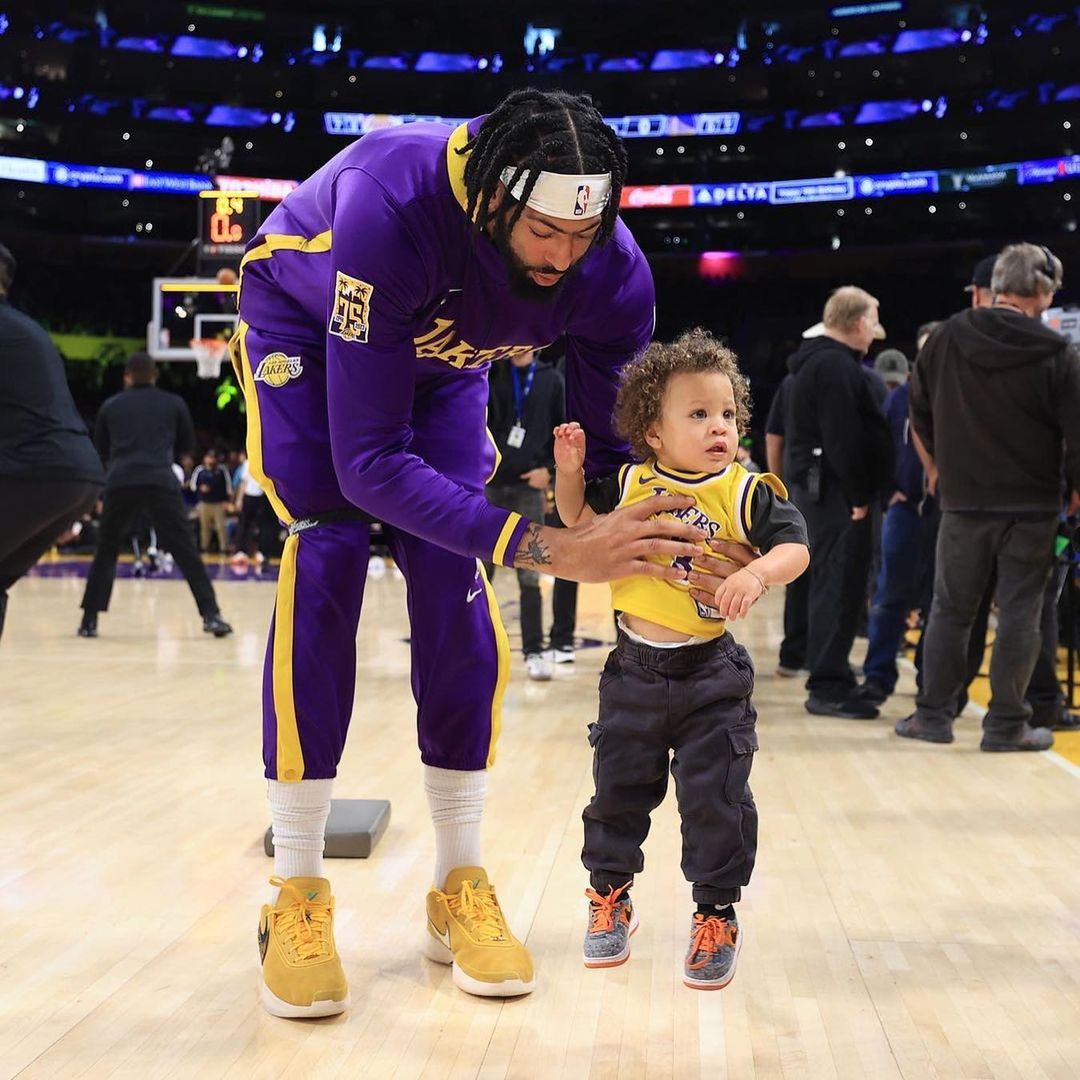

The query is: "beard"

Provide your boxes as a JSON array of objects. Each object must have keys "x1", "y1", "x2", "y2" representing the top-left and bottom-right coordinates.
[{"x1": 493, "y1": 221, "x2": 583, "y2": 303}]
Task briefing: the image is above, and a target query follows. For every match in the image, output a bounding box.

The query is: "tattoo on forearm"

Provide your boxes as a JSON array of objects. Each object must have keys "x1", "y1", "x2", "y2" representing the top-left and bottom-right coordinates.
[{"x1": 514, "y1": 524, "x2": 552, "y2": 568}]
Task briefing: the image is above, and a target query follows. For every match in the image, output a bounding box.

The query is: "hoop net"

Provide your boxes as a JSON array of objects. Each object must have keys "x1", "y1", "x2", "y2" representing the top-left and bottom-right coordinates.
[{"x1": 190, "y1": 338, "x2": 228, "y2": 380}]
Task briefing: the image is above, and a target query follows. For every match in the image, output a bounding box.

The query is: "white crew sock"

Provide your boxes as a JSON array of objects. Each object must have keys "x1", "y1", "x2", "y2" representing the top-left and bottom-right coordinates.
[
  {"x1": 424, "y1": 765, "x2": 487, "y2": 888},
  {"x1": 267, "y1": 778, "x2": 333, "y2": 900}
]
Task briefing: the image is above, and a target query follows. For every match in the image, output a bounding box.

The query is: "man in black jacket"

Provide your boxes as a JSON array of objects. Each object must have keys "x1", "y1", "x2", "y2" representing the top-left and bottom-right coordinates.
[
  {"x1": 485, "y1": 349, "x2": 565, "y2": 680},
  {"x1": 0, "y1": 244, "x2": 104, "y2": 641},
  {"x1": 78, "y1": 352, "x2": 232, "y2": 638},
  {"x1": 899, "y1": 242, "x2": 1080, "y2": 750},
  {"x1": 784, "y1": 287, "x2": 894, "y2": 718}
]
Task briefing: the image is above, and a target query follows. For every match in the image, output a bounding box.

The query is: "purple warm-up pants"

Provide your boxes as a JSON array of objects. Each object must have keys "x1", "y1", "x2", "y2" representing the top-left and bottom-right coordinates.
[{"x1": 233, "y1": 322, "x2": 512, "y2": 781}]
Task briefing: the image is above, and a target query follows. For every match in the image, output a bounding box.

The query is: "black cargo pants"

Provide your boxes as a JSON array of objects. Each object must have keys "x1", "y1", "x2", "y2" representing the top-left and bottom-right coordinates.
[{"x1": 582, "y1": 630, "x2": 759, "y2": 906}]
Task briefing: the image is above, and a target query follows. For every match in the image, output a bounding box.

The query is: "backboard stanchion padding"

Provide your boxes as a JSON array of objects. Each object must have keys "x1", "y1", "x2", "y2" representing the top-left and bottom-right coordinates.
[{"x1": 264, "y1": 798, "x2": 391, "y2": 859}]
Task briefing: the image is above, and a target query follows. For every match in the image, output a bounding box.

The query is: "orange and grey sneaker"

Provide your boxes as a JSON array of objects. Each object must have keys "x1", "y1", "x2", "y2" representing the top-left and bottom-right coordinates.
[
  {"x1": 424, "y1": 866, "x2": 536, "y2": 997},
  {"x1": 683, "y1": 911, "x2": 741, "y2": 991},
  {"x1": 583, "y1": 882, "x2": 638, "y2": 968},
  {"x1": 258, "y1": 876, "x2": 350, "y2": 1018}
]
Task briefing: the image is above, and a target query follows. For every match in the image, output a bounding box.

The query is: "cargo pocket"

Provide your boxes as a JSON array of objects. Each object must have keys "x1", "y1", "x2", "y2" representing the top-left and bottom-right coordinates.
[
  {"x1": 597, "y1": 651, "x2": 621, "y2": 695},
  {"x1": 587, "y1": 721, "x2": 606, "y2": 789},
  {"x1": 724, "y1": 725, "x2": 758, "y2": 804},
  {"x1": 724, "y1": 645, "x2": 755, "y2": 698}
]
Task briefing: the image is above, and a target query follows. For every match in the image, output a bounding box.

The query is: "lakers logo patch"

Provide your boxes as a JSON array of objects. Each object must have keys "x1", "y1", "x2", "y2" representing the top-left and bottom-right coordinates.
[
  {"x1": 328, "y1": 270, "x2": 373, "y2": 343},
  {"x1": 253, "y1": 352, "x2": 303, "y2": 388}
]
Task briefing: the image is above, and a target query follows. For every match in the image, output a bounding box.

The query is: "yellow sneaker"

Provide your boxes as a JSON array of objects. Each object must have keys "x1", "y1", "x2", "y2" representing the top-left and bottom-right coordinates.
[
  {"x1": 424, "y1": 866, "x2": 536, "y2": 997},
  {"x1": 258, "y1": 876, "x2": 350, "y2": 1018}
]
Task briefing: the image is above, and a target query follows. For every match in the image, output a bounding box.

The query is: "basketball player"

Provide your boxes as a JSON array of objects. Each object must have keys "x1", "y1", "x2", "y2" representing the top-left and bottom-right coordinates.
[{"x1": 235, "y1": 89, "x2": 719, "y2": 1018}]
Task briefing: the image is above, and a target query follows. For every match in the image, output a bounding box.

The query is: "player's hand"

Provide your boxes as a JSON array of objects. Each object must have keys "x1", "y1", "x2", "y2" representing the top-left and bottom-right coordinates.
[
  {"x1": 713, "y1": 567, "x2": 766, "y2": 621},
  {"x1": 520, "y1": 467, "x2": 552, "y2": 490},
  {"x1": 685, "y1": 539, "x2": 758, "y2": 614},
  {"x1": 851, "y1": 504, "x2": 869, "y2": 521},
  {"x1": 553, "y1": 423, "x2": 586, "y2": 473},
  {"x1": 523, "y1": 494, "x2": 706, "y2": 583}
]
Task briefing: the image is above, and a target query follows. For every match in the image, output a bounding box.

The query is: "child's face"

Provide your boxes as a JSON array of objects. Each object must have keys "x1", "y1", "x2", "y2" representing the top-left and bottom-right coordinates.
[
  {"x1": 203, "y1": 453, "x2": 215, "y2": 467},
  {"x1": 645, "y1": 371, "x2": 739, "y2": 473}
]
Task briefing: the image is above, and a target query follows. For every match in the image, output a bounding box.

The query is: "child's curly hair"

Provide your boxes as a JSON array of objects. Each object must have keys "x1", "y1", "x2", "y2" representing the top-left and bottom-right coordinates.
[{"x1": 614, "y1": 328, "x2": 752, "y2": 462}]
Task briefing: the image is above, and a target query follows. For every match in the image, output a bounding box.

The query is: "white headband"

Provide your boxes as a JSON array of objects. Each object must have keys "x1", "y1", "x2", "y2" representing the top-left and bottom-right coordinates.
[{"x1": 499, "y1": 166, "x2": 611, "y2": 220}]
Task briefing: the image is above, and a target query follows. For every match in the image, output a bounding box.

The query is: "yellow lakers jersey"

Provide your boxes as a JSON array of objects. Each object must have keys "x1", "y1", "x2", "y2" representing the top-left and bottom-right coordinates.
[{"x1": 602, "y1": 460, "x2": 786, "y2": 638}]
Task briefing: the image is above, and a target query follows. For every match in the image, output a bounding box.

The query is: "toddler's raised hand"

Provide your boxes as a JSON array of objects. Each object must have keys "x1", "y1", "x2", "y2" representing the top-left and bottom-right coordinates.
[{"x1": 553, "y1": 422, "x2": 587, "y2": 473}]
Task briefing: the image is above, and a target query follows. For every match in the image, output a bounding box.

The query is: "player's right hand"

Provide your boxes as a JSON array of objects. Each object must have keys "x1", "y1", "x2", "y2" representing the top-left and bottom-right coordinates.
[
  {"x1": 536, "y1": 493, "x2": 706, "y2": 583},
  {"x1": 553, "y1": 422, "x2": 586, "y2": 473}
]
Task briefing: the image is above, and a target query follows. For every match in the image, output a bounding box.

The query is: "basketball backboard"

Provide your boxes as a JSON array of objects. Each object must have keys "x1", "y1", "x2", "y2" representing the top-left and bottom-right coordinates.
[{"x1": 148, "y1": 277, "x2": 239, "y2": 362}]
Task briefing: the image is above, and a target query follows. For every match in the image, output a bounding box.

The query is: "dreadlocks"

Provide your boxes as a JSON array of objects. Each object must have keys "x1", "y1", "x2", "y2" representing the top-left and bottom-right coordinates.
[{"x1": 459, "y1": 88, "x2": 627, "y2": 245}]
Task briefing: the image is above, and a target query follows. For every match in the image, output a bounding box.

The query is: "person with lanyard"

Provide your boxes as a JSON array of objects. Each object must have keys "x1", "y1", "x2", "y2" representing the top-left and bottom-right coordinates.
[
  {"x1": 485, "y1": 347, "x2": 565, "y2": 680},
  {"x1": 233, "y1": 87, "x2": 754, "y2": 1017}
]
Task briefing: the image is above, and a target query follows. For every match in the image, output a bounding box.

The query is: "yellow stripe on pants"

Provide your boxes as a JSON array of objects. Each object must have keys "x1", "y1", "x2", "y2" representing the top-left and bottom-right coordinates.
[
  {"x1": 230, "y1": 320, "x2": 294, "y2": 527},
  {"x1": 478, "y1": 560, "x2": 510, "y2": 767},
  {"x1": 272, "y1": 533, "x2": 304, "y2": 781}
]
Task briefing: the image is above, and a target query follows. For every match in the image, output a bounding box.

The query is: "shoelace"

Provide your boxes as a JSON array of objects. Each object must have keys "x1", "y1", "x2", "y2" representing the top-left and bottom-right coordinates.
[
  {"x1": 585, "y1": 883, "x2": 630, "y2": 934},
  {"x1": 269, "y1": 876, "x2": 333, "y2": 962},
  {"x1": 687, "y1": 916, "x2": 737, "y2": 971},
  {"x1": 435, "y1": 879, "x2": 507, "y2": 943}
]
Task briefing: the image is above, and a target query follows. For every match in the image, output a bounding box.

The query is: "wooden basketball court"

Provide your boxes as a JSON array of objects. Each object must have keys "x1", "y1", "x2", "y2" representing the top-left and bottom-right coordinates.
[{"x1": 3, "y1": 565, "x2": 1080, "y2": 1078}]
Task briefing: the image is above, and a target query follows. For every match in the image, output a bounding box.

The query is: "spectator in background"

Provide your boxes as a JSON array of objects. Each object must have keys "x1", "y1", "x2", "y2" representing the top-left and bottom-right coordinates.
[
  {"x1": 857, "y1": 346, "x2": 929, "y2": 705},
  {"x1": 232, "y1": 450, "x2": 280, "y2": 568},
  {"x1": 78, "y1": 352, "x2": 232, "y2": 638},
  {"x1": 191, "y1": 448, "x2": 233, "y2": 554},
  {"x1": 900, "y1": 243, "x2": 1080, "y2": 750},
  {"x1": 784, "y1": 287, "x2": 894, "y2": 718},
  {"x1": 485, "y1": 348, "x2": 565, "y2": 681},
  {"x1": 873, "y1": 349, "x2": 910, "y2": 392},
  {"x1": 965, "y1": 255, "x2": 997, "y2": 310},
  {"x1": 765, "y1": 373, "x2": 808, "y2": 678},
  {"x1": 0, "y1": 243, "x2": 103, "y2": 641},
  {"x1": 541, "y1": 347, "x2": 580, "y2": 666},
  {"x1": 735, "y1": 437, "x2": 762, "y2": 473}
]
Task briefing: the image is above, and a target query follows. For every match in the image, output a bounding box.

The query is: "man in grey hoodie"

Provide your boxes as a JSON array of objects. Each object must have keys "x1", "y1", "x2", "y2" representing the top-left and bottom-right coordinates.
[{"x1": 899, "y1": 243, "x2": 1080, "y2": 751}]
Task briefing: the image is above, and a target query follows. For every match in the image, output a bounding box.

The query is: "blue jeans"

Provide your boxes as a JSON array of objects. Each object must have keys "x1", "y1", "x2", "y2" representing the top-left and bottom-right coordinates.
[{"x1": 863, "y1": 499, "x2": 924, "y2": 693}]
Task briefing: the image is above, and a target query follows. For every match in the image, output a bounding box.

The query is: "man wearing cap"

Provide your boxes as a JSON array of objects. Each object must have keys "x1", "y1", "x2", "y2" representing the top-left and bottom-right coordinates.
[
  {"x1": 965, "y1": 254, "x2": 997, "y2": 309},
  {"x1": 874, "y1": 348, "x2": 909, "y2": 391},
  {"x1": 234, "y1": 88, "x2": 715, "y2": 1016},
  {"x1": 781, "y1": 286, "x2": 893, "y2": 719},
  {"x1": 77, "y1": 352, "x2": 232, "y2": 639},
  {"x1": 856, "y1": 346, "x2": 931, "y2": 705},
  {"x1": 0, "y1": 243, "x2": 103, "y2": 641},
  {"x1": 899, "y1": 243, "x2": 1080, "y2": 750}
]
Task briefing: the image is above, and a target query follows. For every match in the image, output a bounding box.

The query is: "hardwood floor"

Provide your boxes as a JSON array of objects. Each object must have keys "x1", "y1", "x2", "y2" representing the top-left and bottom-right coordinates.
[{"x1": 2, "y1": 568, "x2": 1079, "y2": 1079}]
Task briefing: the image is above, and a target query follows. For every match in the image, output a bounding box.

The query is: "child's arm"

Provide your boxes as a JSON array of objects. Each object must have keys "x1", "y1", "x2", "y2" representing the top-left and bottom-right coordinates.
[
  {"x1": 714, "y1": 479, "x2": 810, "y2": 621},
  {"x1": 553, "y1": 422, "x2": 596, "y2": 526},
  {"x1": 713, "y1": 542, "x2": 809, "y2": 621}
]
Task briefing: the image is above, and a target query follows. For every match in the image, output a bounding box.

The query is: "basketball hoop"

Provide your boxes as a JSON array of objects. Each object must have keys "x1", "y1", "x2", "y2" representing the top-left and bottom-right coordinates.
[{"x1": 190, "y1": 338, "x2": 228, "y2": 380}]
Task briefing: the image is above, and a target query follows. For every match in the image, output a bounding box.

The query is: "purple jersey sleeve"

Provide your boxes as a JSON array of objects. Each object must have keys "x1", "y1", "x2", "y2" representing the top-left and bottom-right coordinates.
[
  {"x1": 564, "y1": 234, "x2": 655, "y2": 479},
  {"x1": 325, "y1": 167, "x2": 530, "y2": 565}
]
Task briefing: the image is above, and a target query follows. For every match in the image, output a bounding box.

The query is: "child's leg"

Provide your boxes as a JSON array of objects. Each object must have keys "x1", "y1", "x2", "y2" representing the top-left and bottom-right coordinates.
[
  {"x1": 670, "y1": 635, "x2": 757, "y2": 990},
  {"x1": 581, "y1": 645, "x2": 671, "y2": 895},
  {"x1": 669, "y1": 636, "x2": 758, "y2": 907}
]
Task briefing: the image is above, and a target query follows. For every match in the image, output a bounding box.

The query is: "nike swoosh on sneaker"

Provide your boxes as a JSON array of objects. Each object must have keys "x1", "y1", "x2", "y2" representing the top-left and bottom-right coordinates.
[
  {"x1": 258, "y1": 920, "x2": 270, "y2": 963},
  {"x1": 427, "y1": 919, "x2": 452, "y2": 951}
]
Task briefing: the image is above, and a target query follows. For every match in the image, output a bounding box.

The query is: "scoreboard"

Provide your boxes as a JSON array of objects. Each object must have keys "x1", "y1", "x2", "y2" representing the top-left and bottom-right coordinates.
[{"x1": 197, "y1": 189, "x2": 260, "y2": 271}]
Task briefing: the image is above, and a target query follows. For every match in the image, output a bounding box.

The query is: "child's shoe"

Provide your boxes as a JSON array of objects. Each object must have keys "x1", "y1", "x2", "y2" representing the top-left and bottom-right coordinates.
[
  {"x1": 583, "y1": 882, "x2": 637, "y2": 968},
  {"x1": 683, "y1": 910, "x2": 741, "y2": 990}
]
